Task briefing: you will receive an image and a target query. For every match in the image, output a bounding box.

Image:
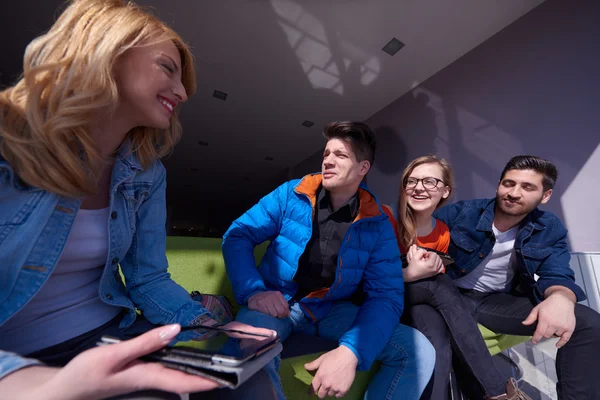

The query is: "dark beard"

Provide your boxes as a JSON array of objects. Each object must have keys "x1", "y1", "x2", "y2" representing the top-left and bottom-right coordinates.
[{"x1": 495, "y1": 194, "x2": 542, "y2": 217}]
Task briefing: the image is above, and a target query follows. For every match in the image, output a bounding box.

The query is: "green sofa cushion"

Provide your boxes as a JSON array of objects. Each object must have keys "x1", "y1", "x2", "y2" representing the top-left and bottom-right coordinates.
[
  {"x1": 479, "y1": 324, "x2": 530, "y2": 357},
  {"x1": 277, "y1": 353, "x2": 379, "y2": 400},
  {"x1": 165, "y1": 236, "x2": 529, "y2": 399},
  {"x1": 165, "y1": 237, "x2": 269, "y2": 314}
]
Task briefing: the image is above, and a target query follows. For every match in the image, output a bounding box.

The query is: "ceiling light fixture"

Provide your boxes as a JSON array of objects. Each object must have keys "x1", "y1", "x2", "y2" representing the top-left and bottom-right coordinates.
[
  {"x1": 190, "y1": 168, "x2": 199, "y2": 172},
  {"x1": 213, "y1": 90, "x2": 228, "y2": 101},
  {"x1": 198, "y1": 141, "x2": 209, "y2": 146},
  {"x1": 264, "y1": 156, "x2": 274, "y2": 161},
  {"x1": 382, "y1": 37, "x2": 405, "y2": 56},
  {"x1": 301, "y1": 120, "x2": 314, "y2": 128}
]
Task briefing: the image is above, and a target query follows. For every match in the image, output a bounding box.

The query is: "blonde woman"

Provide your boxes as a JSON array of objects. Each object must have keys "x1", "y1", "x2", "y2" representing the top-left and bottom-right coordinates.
[{"x1": 0, "y1": 1, "x2": 273, "y2": 399}]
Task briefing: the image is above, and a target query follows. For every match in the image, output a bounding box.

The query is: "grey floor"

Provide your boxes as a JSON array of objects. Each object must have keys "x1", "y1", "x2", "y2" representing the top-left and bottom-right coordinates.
[
  {"x1": 451, "y1": 337, "x2": 559, "y2": 400},
  {"x1": 505, "y1": 337, "x2": 559, "y2": 400}
]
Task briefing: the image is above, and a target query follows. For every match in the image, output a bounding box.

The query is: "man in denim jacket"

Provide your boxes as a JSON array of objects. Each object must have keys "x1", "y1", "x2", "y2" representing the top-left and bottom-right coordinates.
[{"x1": 411, "y1": 155, "x2": 600, "y2": 399}]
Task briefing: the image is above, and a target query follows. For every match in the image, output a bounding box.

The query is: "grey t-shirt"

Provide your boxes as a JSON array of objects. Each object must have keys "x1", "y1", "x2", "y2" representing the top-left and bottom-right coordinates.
[
  {"x1": 0, "y1": 208, "x2": 121, "y2": 355},
  {"x1": 454, "y1": 224, "x2": 519, "y2": 293}
]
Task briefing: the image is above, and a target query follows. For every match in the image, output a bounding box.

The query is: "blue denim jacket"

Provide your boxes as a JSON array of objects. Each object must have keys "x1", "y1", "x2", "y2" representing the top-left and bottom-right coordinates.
[
  {"x1": 0, "y1": 144, "x2": 209, "y2": 380},
  {"x1": 433, "y1": 198, "x2": 586, "y2": 304}
]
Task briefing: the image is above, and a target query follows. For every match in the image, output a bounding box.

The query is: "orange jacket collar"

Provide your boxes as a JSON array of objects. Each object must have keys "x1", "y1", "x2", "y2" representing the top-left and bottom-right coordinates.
[{"x1": 294, "y1": 174, "x2": 382, "y2": 222}]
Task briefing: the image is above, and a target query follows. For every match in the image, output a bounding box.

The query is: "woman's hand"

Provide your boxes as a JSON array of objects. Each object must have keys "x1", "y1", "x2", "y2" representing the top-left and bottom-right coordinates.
[
  {"x1": 14, "y1": 324, "x2": 224, "y2": 400},
  {"x1": 404, "y1": 245, "x2": 445, "y2": 282}
]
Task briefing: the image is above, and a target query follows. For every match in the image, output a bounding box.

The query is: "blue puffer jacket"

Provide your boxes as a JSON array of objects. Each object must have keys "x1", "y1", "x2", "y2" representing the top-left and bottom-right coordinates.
[{"x1": 222, "y1": 174, "x2": 404, "y2": 370}]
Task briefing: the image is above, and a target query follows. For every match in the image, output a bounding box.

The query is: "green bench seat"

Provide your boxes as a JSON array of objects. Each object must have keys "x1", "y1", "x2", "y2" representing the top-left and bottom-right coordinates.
[{"x1": 165, "y1": 236, "x2": 529, "y2": 399}]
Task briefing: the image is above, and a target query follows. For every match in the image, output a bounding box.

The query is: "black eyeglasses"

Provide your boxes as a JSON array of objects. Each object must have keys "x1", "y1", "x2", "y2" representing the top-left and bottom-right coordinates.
[{"x1": 405, "y1": 177, "x2": 445, "y2": 190}]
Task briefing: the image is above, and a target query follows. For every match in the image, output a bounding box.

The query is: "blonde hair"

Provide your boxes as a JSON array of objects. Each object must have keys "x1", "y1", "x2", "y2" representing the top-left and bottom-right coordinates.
[
  {"x1": 0, "y1": 0, "x2": 196, "y2": 197},
  {"x1": 397, "y1": 155, "x2": 454, "y2": 250}
]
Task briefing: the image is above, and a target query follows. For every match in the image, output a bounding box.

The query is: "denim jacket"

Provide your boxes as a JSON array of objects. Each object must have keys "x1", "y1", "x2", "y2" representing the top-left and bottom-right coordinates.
[
  {"x1": 434, "y1": 198, "x2": 586, "y2": 304},
  {"x1": 0, "y1": 144, "x2": 209, "y2": 380}
]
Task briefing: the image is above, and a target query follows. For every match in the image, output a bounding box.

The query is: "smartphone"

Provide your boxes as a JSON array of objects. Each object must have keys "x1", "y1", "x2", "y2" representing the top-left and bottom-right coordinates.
[
  {"x1": 401, "y1": 247, "x2": 455, "y2": 270},
  {"x1": 419, "y1": 247, "x2": 455, "y2": 266}
]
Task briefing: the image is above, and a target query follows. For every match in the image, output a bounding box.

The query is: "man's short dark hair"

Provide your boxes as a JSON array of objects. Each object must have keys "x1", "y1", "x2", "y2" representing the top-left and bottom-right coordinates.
[
  {"x1": 500, "y1": 155, "x2": 558, "y2": 191},
  {"x1": 322, "y1": 121, "x2": 376, "y2": 165}
]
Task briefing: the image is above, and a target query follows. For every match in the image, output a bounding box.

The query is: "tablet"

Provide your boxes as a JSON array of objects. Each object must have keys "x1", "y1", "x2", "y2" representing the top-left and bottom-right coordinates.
[
  {"x1": 98, "y1": 328, "x2": 279, "y2": 367},
  {"x1": 96, "y1": 331, "x2": 282, "y2": 388}
]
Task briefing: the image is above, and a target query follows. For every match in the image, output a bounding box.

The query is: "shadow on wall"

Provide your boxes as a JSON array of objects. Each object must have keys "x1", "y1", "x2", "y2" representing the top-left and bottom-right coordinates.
[
  {"x1": 369, "y1": 89, "x2": 451, "y2": 204},
  {"x1": 270, "y1": 0, "x2": 383, "y2": 100},
  {"x1": 372, "y1": 90, "x2": 440, "y2": 176},
  {"x1": 439, "y1": 93, "x2": 506, "y2": 202},
  {"x1": 365, "y1": 0, "x2": 600, "y2": 253},
  {"x1": 372, "y1": 125, "x2": 407, "y2": 178}
]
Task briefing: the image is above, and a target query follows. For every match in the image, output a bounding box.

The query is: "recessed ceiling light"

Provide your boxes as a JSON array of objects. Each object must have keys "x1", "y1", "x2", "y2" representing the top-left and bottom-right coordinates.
[
  {"x1": 190, "y1": 168, "x2": 199, "y2": 172},
  {"x1": 213, "y1": 90, "x2": 228, "y2": 101},
  {"x1": 264, "y1": 156, "x2": 274, "y2": 161},
  {"x1": 382, "y1": 37, "x2": 405, "y2": 56},
  {"x1": 301, "y1": 120, "x2": 314, "y2": 128},
  {"x1": 198, "y1": 141, "x2": 209, "y2": 146}
]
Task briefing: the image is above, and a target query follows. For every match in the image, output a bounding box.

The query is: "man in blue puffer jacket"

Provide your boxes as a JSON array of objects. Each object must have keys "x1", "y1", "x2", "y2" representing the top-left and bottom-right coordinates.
[{"x1": 223, "y1": 121, "x2": 437, "y2": 400}]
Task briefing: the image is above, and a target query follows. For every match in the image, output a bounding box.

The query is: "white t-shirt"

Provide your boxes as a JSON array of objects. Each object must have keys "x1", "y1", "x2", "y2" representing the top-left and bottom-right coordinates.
[{"x1": 454, "y1": 224, "x2": 519, "y2": 293}]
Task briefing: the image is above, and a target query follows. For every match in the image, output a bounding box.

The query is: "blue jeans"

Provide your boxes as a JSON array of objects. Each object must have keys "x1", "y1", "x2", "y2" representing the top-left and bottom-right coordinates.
[{"x1": 237, "y1": 301, "x2": 435, "y2": 400}]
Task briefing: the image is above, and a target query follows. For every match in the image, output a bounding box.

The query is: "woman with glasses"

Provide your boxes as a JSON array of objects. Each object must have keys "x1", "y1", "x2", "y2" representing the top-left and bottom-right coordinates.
[{"x1": 382, "y1": 156, "x2": 529, "y2": 400}]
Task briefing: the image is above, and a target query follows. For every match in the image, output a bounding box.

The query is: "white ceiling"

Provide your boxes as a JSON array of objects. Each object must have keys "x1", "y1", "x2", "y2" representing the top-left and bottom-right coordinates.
[
  {"x1": 142, "y1": 0, "x2": 545, "y2": 201},
  {"x1": 1, "y1": 0, "x2": 545, "y2": 211}
]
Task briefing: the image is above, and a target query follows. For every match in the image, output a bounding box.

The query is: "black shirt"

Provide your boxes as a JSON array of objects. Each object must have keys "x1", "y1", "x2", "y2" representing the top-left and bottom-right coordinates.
[{"x1": 293, "y1": 186, "x2": 360, "y2": 300}]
